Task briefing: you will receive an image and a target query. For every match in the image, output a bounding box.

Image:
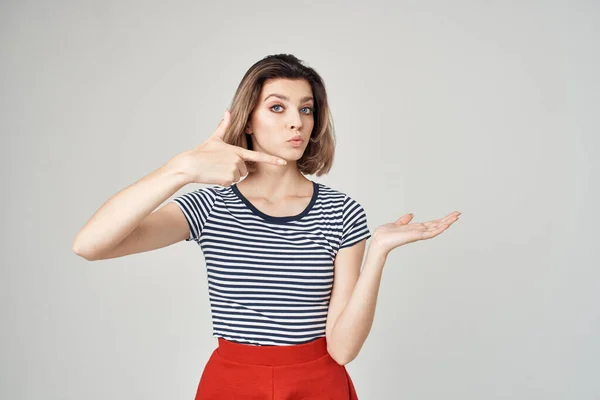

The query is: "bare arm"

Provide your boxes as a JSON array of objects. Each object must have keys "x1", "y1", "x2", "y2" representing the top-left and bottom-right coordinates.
[
  {"x1": 72, "y1": 109, "x2": 287, "y2": 261},
  {"x1": 327, "y1": 212, "x2": 461, "y2": 364},
  {"x1": 72, "y1": 155, "x2": 192, "y2": 261},
  {"x1": 326, "y1": 242, "x2": 387, "y2": 365}
]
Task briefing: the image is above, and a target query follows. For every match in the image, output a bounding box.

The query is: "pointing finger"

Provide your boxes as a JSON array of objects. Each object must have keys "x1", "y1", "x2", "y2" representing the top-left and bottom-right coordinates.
[{"x1": 238, "y1": 148, "x2": 287, "y2": 166}]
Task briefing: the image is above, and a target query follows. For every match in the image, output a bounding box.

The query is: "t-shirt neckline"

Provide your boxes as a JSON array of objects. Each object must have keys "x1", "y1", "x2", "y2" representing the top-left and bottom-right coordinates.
[{"x1": 231, "y1": 180, "x2": 319, "y2": 223}]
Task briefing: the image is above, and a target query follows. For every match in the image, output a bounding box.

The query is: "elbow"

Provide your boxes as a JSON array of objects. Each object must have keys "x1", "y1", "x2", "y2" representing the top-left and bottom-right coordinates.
[
  {"x1": 333, "y1": 357, "x2": 350, "y2": 366},
  {"x1": 327, "y1": 345, "x2": 355, "y2": 366},
  {"x1": 331, "y1": 354, "x2": 354, "y2": 366}
]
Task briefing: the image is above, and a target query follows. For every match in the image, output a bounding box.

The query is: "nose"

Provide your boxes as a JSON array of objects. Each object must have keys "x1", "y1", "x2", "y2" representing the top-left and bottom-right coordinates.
[{"x1": 286, "y1": 110, "x2": 303, "y2": 131}]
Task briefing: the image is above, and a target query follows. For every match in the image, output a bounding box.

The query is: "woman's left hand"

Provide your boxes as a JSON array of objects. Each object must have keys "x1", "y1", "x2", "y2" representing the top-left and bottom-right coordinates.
[{"x1": 371, "y1": 211, "x2": 461, "y2": 257}]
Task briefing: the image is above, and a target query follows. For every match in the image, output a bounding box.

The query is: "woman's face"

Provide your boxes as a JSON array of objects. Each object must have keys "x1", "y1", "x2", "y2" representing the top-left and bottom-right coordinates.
[{"x1": 245, "y1": 78, "x2": 315, "y2": 162}]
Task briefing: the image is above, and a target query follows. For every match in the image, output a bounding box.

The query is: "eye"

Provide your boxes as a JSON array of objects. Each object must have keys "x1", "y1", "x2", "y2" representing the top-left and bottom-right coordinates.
[{"x1": 269, "y1": 104, "x2": 314, "y2": 114}]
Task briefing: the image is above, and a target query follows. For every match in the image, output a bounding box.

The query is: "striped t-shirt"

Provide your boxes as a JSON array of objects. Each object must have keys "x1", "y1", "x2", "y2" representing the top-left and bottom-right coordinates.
[{"x1": 170, "y1": 179, "x2": 371, "y2": 346}]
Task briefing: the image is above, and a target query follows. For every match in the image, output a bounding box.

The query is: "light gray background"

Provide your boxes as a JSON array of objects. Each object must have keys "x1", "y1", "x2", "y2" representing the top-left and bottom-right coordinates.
[{"x1": 1, "y1": 1, "x2": 598, "y2": 399}]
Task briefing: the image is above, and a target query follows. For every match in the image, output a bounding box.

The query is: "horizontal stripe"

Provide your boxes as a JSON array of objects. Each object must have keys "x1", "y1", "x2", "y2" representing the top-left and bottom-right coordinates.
[{"x1": 171, "y1": 180, "x2": 371, "y2": 346}]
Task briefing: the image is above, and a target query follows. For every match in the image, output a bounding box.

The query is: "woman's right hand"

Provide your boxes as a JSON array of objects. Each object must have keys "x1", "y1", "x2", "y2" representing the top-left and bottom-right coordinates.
[{"x1": 175, "y1": 109, "x2": 288, "y2": 186}]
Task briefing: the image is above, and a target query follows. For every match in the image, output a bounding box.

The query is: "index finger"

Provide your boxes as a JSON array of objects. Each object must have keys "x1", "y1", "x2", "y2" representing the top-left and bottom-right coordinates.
[{"x1": 238, "y1": 148, "x2": 287, "y2": 165}]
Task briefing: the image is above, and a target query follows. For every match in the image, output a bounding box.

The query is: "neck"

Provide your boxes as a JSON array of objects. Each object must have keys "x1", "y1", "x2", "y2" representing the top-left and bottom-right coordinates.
[{"x1": 238, "y1": 169, "x2": 312, "y2": 200}]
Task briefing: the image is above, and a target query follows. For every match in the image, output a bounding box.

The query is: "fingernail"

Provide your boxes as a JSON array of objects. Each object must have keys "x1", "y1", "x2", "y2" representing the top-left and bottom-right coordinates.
[{"x1": 278, "y1": 159, "x2": 287, "y2": 165}]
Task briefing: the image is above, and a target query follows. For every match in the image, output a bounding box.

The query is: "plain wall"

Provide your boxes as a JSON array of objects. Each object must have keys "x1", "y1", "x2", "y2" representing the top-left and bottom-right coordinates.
[{"x1": 1, "y1": 0, "x2": 598, "y2": 398}]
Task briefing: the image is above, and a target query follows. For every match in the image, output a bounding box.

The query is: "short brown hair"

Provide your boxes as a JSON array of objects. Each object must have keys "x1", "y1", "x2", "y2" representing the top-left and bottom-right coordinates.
[{"x1": 223, "y1": 54, "x2": 335, "y2": 177}]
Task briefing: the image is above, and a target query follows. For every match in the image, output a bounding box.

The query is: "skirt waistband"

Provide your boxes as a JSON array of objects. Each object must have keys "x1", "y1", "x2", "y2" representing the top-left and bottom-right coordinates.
[{"x1": 216, "y1": 337, "x2": 329, "y2": 366}]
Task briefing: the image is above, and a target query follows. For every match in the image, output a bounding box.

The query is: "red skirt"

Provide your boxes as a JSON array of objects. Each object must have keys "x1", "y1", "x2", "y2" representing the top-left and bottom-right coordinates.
[{"x1": 194, "y1": 336, "x2": 359, "y2": 399}]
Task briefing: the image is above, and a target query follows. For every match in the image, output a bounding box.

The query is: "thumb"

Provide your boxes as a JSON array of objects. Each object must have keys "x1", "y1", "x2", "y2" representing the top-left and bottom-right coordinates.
[
  {"x1": 212, "y1": 109, "x2": 231, "y2": 140},
  {"x1": 394, "y1": 213, "x2": 414, "y2": 225}
]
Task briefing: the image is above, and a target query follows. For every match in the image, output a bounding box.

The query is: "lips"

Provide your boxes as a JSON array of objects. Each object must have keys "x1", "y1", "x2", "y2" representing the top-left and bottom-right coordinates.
[{"x1": 288, "y1": 136, "x2": 303, "y2": 142}]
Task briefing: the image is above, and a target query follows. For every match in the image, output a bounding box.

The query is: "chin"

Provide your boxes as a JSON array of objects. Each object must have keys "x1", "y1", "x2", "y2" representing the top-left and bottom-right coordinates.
[{"x1": 285, "y1": 152, "x2": 304, "y2": 160}]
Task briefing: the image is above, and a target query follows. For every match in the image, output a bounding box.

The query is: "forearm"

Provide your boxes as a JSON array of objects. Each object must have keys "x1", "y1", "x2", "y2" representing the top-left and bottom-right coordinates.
[
  {"x1": 328, "y1": 243, "x2": 388, "y2": 365},
  {"x1": 72, "y1": 155, "x2": 192, "y2": 258}
]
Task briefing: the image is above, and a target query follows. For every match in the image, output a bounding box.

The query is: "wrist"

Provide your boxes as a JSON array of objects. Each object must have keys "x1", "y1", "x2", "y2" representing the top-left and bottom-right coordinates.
[
  {"x1": 366, "y1": 239, "x2": 389, "y2": 264},
  {"x1": 165, "y1": 153, "x2": 194, "y2": 186}
]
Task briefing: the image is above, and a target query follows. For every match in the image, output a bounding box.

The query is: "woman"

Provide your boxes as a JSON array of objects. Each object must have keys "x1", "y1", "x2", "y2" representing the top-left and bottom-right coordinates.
[{"x1": 72, "y1": 53, "x2": 460, "y2": 399}]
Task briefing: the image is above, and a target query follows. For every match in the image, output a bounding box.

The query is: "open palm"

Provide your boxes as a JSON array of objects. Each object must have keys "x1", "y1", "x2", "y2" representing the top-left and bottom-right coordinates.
[{"x1": 372, "y1": 211, "x2": 461, "y2": 256}]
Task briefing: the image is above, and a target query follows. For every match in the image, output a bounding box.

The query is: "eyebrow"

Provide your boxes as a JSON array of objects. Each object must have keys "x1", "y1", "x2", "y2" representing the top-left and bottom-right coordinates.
[{"x1": 263, "y1": 93, "x2": 314, "y2": 103}]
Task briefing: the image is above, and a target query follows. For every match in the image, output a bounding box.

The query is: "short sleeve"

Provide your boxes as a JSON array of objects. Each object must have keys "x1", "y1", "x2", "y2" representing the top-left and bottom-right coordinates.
[
  {"x1": 340, "y1": 195, "x2": 371, "y2": 249},
  {"x1": 170, "y1": 187, "x2": 217, "y2": 242}
]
